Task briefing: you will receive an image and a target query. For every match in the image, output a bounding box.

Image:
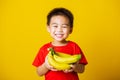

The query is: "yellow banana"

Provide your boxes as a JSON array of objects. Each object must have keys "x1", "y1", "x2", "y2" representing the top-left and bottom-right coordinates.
[
  {"x1": 47, "y1": 50, "x2": 71, "y2": 70},
  {"x1": 53, "y1": 52, "x2": 81, "y2": 64},
  {"x1": 55, "y1": 52, "x2": 72, "y2": 57}
]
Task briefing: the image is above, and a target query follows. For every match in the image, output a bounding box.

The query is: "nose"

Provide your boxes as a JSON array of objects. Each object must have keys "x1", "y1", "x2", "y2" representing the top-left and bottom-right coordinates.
[{"x1": 57, "y1": 26, "x2": 62, "y2": 32}]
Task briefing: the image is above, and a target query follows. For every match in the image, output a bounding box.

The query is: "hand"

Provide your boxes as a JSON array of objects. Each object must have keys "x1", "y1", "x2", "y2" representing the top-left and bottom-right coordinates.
[
  {"x1": 44, "y1": 55, "x2": 58, "y2": 71},
  {"x1": 70, "y1": 61, "x2": 85, "y2": 73},
  {"x1": 63, "y1": 68, "x2": 74, "y2": 73},
  {"x1": 63, "y1": 61, "x2": 79, "y2": 73},
  {"x1": 70, "y1": 61, "x2": 79, "y2": 70}
]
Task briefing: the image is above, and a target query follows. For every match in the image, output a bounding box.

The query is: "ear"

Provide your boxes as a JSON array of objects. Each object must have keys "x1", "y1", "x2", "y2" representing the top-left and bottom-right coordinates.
[
  {"x1": 69, "y1": 28, "x2": 73, "y2": 34},
  {"x1": 47, "y1": 25, "x2": 50, "y2": 33}
]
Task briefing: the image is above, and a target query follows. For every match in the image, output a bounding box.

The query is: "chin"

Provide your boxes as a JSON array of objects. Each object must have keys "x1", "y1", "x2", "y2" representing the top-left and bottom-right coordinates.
[{"x1": 54, "y1": 38, "x2": 64, "y2": 42}]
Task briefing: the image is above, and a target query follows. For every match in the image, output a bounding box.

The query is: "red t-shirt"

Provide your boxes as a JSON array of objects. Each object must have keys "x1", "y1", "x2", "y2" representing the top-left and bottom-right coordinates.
[{"x1": 32, "y1": 41, "x2": 88, "y2": 80}]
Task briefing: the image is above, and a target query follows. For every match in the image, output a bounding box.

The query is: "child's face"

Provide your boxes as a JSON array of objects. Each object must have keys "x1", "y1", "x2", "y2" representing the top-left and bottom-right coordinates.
[{"x1": 47, "y1": 15, "x2": 72, "y2": 43}]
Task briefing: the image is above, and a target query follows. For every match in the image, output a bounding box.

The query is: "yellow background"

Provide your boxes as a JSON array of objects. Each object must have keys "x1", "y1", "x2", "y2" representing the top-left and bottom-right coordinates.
[{"x1": 0, "y1": 0, "x2": 120, "y2": 80}]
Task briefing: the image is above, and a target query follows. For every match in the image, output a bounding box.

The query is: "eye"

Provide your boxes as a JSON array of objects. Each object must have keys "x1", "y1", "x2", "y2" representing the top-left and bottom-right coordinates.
[
  {"x1": 52, "y1": 25, "x2": 58, "y2": 28},
  {"x1": 62, "y1": 25, "x2": 68, "y2": 28},
  {"x1": 62, "y1": 26, "x2": 67, "y2": 28},
  {"x1": 51, "y1": 23, "x2": 58, "y2": 28}
]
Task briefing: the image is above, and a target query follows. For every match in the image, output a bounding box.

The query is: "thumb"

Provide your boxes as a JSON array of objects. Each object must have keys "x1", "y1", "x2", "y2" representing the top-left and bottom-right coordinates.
[{"x1": 70, "y1": 64, "x2": 74, "y2": 68}]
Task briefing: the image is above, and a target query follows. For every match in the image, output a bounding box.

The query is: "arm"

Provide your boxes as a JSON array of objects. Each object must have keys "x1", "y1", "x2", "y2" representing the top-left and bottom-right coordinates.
[
  {"x1": 63, "y1": 62, "x2": 85, "y2": 73},
  {"x1": 72, "y1": 63, "x2": 85, "y2": 73},
  {"x1": 36, "y1": 55, "x2": 58, "y2": 76},
  {"x1": 36, "y1": 54, "x2": 50, "y2": 76},
  {"x1": 36, "y1": 63, "x2": 49, "y2": 76}
]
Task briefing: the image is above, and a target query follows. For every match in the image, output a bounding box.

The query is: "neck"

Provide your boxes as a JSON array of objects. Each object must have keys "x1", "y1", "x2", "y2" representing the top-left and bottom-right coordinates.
[{"x1": 52, "y1": 40, "x2": 68, "y2": 46}]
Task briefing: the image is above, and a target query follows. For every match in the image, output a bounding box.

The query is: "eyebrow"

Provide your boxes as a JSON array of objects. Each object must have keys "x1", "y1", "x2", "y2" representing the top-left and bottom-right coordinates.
[
  {"x1": 51, "y1": 23, "x2": 57, "y2": 25},
  {"x1": 51, "y1": 23, "x2": 69, "y2": 26}
]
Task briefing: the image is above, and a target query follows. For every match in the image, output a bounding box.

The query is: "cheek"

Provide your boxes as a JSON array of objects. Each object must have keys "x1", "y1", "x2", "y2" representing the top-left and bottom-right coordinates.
[
  {"x1": 49, "y1": 28, "x2": 56, "y2": 34},
  {"x1": 65, "y1": 29, "x2": 71, "y2": 33},
  {"x1": 50, "y1": 28, "x2": 55, "y2": 32}
]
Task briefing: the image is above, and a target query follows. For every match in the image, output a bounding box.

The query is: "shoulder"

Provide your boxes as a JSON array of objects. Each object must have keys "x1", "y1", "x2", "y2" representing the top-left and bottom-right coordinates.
[
  {"x1": 68, "y1": 41, "x2": 82, "y2": 53},
  {"x1": 68, "y1": 41, "x2": 80, "y2": 47},
  {"x1": 68, "y1": 41, "x2": 81, "y2": 49},
  {"x1": 40, "y1": 42, "x2": 52, "y2": 51}
]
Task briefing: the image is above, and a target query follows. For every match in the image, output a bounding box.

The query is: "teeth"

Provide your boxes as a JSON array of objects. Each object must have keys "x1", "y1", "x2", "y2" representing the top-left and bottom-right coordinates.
[{"x1": 55, "y1": 34, "x2": 63, "y2": 38}]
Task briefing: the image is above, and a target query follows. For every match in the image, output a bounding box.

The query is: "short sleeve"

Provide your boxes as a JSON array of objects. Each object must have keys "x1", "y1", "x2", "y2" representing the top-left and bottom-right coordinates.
[
  {"x1": 74, "y1": 42, "x2": 88, "y2": 65},
  {"x1": 32, "y1": 49, "x2": 43, "y2": 67},
  {"x1": 79, "y1": 51, "x2": 88, "y2": 65},
  {"x1": 32, "y1": 43, "x2": 51, "y2": 67},
  {"x1": 32, "y1": 48, "x2": 48, "y2": 67}
]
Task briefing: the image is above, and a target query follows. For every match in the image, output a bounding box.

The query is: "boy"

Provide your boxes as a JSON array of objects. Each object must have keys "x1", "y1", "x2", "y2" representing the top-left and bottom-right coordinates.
[{"x1": 32, "y1": 7, "x2": 88, "y2": 80}]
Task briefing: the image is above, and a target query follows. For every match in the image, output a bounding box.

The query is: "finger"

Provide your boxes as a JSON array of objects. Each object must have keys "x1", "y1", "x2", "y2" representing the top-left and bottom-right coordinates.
[
  {"x1": 51, "y1": 68, "x2": 58, "y2": 71},
  {"x1": 45, "y1": 56, "x2": 54, "y2": 69},
  {"x1": 76, "y1": 61, "x2": 79, "y2": 64},
  {"x1": 70, "y1": 64, "x2": 74, "y2": 68},
  {"x1": 63, "y1": 69, "x2": 73, "y2": 73},
  {"x1": 63, "y1": 70, "x2": 68, "y2": 73},
  {"x1": 68, "y1": 69, "x2": 73, "y2": 72},
  {"x1": 46, "y1": 61, "x2": 53, "y2": 69}
]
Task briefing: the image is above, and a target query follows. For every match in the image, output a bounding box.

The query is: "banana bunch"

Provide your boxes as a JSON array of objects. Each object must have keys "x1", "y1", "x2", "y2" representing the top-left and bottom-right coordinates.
[{"x1": 47, "y1": 48, "x2": 81, "y2": 70}]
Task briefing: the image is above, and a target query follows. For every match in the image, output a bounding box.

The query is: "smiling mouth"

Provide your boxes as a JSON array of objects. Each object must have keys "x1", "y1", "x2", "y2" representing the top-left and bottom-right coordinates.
[{"x1": 55, "y1": 34, "x2": 63, "y2": 38}]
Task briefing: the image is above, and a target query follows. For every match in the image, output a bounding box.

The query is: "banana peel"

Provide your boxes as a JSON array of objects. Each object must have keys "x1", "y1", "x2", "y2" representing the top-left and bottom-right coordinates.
[
  {"x1": 47, "y1": 47, "x2": 81, "y2": 70},
  {"x1": 47, "y1": 49, "x2": 71, "y2": 70}
]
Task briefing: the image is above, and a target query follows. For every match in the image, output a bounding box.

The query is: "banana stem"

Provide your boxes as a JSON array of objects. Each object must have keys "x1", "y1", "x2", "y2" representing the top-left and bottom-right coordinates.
[{"x1": 48, "y1": 47, "x2": 55, "y2": 56}]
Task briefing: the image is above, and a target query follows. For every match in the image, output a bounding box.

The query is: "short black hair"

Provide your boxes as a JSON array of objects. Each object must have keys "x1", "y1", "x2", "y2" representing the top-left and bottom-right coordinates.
[{"x1": 47, "y1": 7, "x2": 74, "y2": 28}]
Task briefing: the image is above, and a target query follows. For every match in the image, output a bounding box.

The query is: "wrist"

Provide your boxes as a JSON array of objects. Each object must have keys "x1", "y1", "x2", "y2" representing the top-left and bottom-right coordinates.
[{"x1": 43, "y1": 63, "x2": 49, "y2": 70}]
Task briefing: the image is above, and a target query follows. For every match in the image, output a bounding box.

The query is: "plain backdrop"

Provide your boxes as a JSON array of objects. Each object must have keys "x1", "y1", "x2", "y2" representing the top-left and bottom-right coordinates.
[{"x1": 0, "y1": 0, "x2": 120, "y2": 80}]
